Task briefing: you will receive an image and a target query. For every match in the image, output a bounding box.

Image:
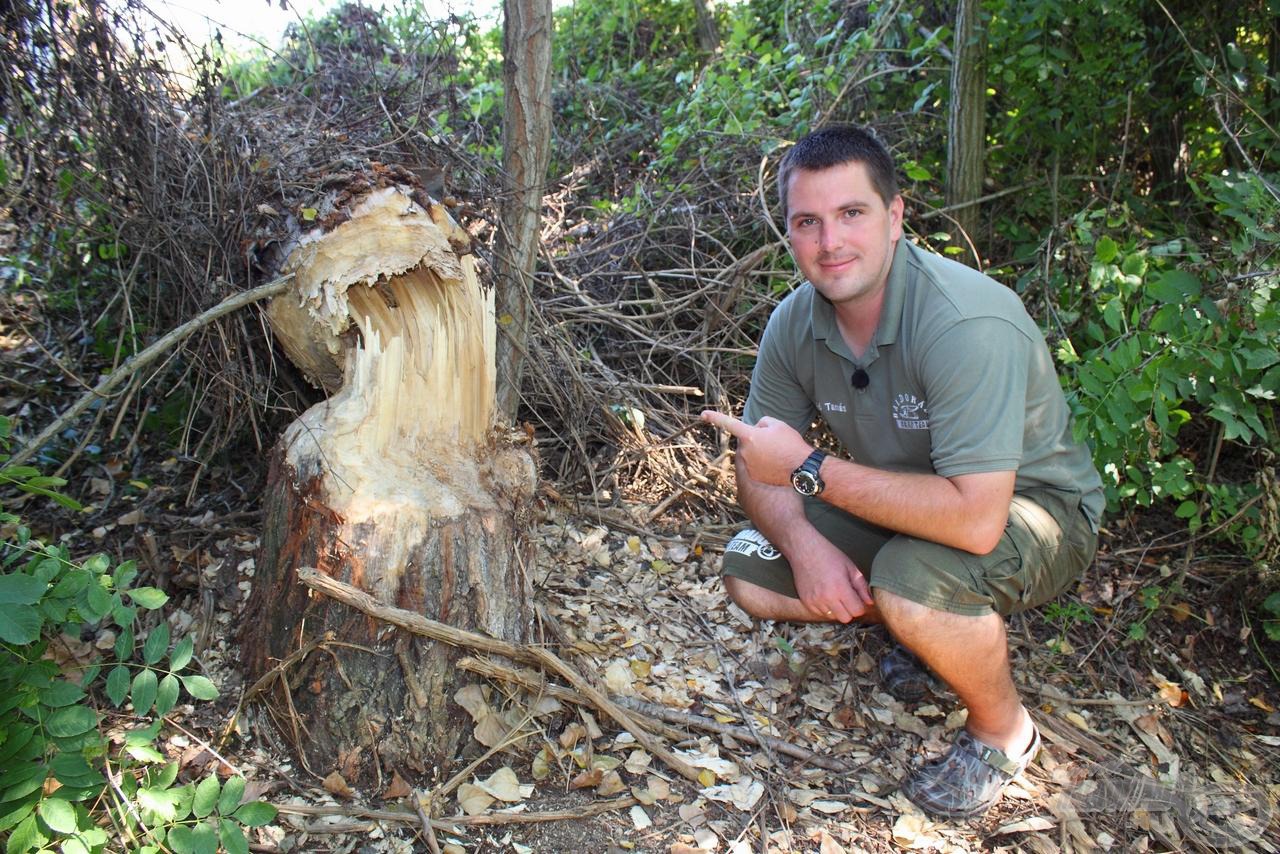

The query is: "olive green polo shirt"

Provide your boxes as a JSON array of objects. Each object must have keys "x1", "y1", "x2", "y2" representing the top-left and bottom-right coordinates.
[{"x1": 743, "y1": 239, "x2": 1104, "y2": 529}]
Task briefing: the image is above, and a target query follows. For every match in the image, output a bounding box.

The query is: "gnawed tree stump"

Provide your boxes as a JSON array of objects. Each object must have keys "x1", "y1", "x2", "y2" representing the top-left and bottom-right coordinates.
[{"x1": 241, "y1": 182, "x2": 538, "y2": 782}]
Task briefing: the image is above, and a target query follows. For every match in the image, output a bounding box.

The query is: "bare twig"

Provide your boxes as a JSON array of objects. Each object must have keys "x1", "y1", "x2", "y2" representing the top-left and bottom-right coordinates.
[
  {"x1": 11, "y1": 276, "x2": 293, "y2": 468},
  {"x1": 296, "y1": 567, "x2": 702, "y2": 784},
  {"x1": 275, "y1": 796, "x2": 640, "y2": 830}
]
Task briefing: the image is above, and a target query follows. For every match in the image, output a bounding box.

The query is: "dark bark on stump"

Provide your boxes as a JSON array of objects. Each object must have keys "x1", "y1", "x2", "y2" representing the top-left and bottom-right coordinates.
[{"x1": 243, "y1": 439, "x2": 535, "y2": 782}]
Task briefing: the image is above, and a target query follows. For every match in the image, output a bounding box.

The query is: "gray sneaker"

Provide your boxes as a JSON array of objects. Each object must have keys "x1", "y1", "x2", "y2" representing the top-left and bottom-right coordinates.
[{"x1": 902, "y1": 725, "x2": 1041, "y2": 818}]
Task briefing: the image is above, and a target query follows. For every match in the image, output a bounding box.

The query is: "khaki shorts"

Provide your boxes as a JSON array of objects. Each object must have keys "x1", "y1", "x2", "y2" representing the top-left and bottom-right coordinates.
[{"x1": 721, "y1": 487, "x2": 1098, "y2": 617}]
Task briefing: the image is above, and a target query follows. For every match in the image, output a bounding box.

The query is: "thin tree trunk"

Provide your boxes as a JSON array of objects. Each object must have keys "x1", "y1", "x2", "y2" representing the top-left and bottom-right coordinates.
[
  {"x1": 945, "y1": 0, "x2": 986, "y2": 268},
  {"x1": 494, "y1": 0, "x2": 554, "y2": 421},
  {"x1": 693, "y1": 0, "x2": 720, "y2": 52}
]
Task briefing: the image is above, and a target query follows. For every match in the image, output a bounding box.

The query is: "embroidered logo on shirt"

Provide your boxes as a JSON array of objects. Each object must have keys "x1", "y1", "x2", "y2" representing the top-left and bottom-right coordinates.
[
  {"x1": 820, "y1": 401, "x2": 848, "y2": 413},
  {"x1": 893, "y1": 393, "x2": 930, "y2": 430}
]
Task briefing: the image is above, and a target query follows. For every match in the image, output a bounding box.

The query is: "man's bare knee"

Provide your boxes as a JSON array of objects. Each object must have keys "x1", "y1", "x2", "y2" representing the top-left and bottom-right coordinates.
[
  {"x1": 875, "y1": 587, "x2": 933, "y2": 631},
  {"x1": 723, "y1": 575, "x2": 769, "y2": 617}
]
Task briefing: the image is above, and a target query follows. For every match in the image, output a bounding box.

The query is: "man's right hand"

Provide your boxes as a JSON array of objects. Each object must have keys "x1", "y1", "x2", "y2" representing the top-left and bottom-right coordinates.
[{"x1": 789, "y1": 536, "x2": 875, "y2": 622}]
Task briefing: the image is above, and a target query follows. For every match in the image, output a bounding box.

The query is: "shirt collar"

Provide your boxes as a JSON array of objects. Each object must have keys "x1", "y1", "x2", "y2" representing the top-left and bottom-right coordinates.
[{"x1": 809, "y1": 238, "x2": 912, "y2": 357}]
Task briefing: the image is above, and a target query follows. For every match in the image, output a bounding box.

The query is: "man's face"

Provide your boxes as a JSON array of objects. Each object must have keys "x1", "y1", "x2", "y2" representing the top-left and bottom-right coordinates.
[{"x1": 784, "y1": 160, "x2": 904, "y2": 306}]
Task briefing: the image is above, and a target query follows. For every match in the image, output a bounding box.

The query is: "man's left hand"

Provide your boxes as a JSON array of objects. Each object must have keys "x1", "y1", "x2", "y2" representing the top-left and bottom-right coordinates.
[{"x1": 701, "y1": 411, "x2": 813, "y2": 487}]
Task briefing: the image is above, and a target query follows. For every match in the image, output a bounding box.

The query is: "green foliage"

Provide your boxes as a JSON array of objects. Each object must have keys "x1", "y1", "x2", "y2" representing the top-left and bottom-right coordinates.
[
  {"x1": 0, "y1": 417, "x2": 276, "y2": 852},
  {"x1": 1044, "y1": 171, "x2": 1278, "y2": 557}
]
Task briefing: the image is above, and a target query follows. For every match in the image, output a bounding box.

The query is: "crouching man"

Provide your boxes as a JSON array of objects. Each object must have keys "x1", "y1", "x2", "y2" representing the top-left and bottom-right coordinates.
[{"x1": 702, "y1": 124, "x2": 1103, "y2": 818}]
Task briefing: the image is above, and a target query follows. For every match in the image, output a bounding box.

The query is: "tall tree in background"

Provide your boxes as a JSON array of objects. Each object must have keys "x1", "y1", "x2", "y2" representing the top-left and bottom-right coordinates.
[
  {"x1": 495, "y1": 0, "x2": 554, "y2": 420},
  {"x1": 693, "y1": 0, "x2": 721, "y2": 52},
  {"x1": 946, "y1": 0, "x2": 987, "y2": 267}
]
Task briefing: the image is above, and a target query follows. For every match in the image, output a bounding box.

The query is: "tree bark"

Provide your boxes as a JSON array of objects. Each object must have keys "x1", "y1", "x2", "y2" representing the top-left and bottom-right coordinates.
[
  {"x1": 693, "y1": 0, "x2": 721, "y2": 53},
  {"x1": 242, "y1": 184, "x2": 538, "y2": 783},
  {"x1": 494, "y1": 0, "x2": 554, "y2": 421},
  {"x1": 945, "y1": 0, "x2": 986, "y2": 268}
]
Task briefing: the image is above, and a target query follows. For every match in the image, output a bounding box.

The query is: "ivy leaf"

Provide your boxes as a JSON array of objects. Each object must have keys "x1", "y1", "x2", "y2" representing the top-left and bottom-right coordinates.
[
  {"x1": 132, "y1": 669, "x2": 159, "y2": 715},
  {"x1": 106, "y1": 665, "x2": 131, "y2": 707},
  {"x1": 232, "y1": 801, "x2": 278, "y2": 826},
  {"x1": 37, "y1": 797, "x2": 78, "y2": 833},
  {"x1": 155, "y1": 673, "x2": 180, "y2": 717},
  {"x1": 218, "y1": 777, "x2": 246, "y2": 814},
  {"x1": 46, "y1": 705, "x2": 98, "y2": 738},
  {"x1": 0, "y1": 573, "x2": 46, "y2": 604},
  {"x1": 192, "y1": 775, "x2": 221, "y2": 819},
  {"x1": 143, "y1": 623, "x2": 170, "y2": 665},
  {"x1": 0, "y1": 603, "x2": 43, "y2": 644},
  {"x1": 181, "y1": 674, "x2": 219, "y2": 701},
  {"x1": 219, "y1": 819, "x2": 250, "y2": 854},
  {"x1": 127, "y1": 587, "x2": 169, "y2": 609},
  {"x1": 1146, "y1": 269, "x2": 1201, "y2": 304},
  {"x1": 192, "y1": 820, "x2": 219, "y2": 854},
  {"x1": 170, "y1": 636, "x2": 194, "y2": 671},
  {"x1": 166, "y1": 824, "x2": 195, "y2": 854}
]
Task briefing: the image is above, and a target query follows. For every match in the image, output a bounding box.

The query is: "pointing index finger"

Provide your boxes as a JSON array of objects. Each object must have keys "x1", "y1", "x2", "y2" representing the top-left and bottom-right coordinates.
[{"x1": 700, "y1": 410, "x2": 752, "y2": 439}]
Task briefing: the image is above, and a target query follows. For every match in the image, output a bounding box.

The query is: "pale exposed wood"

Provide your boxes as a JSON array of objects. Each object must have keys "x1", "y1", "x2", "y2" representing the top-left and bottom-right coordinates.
[
  {"x1": 495, "y1": 0, "x2": 554, "y2": 419},
  {"x1": 245, "y1": 185, "x2": 535, "y2": 781},
  {"x1": 10, "y1": 275, "x2": 293, "y2": 468},
  {"x1": 296, "y1": 567, "x2": 702, "y2": 784}
]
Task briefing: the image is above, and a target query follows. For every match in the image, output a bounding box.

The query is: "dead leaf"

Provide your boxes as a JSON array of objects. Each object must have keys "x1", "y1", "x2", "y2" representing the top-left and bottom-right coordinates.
[
  {"x1": 457, "y1": 782, "x2": 494, "y2": 815},
  {"x1": 894, "y1": 711, "x2": 930, "y2": 738},
  {"x1": 559, "y1": 722, "x2": 586, "y2": 749},
  {"x1": 669, "y1": 844, "x2": 700, "y2": 854},
  {"x1": 531, "y1": 746, "x2": 553, "y2": 781},
  {"x1": 477, "y1": 767, "x2": 528, "y2": 802},
  {"x1": 596, "y1": 770, "x2": 626, "y2": 796},
  {"x1": 1169, "y1": 601, "x2": 1191, "y2": 622},
  {"x1": 474, "y1": 713, "x2": 509, "y2": 748},
  {"x1": 382, "y1": 772, "x2": 411, "y2": 800},
  {"x1": 1249, "y1": 695, "x2": 1276, "y2": 713},
  {"x1": 605, "y1": 660, "x2": 635, "y2": 694},
  {"x1": 630, "y1": 805, "x2": 652, "y2": 830},
  {"x1": 570, "y1": 768, "x2": 603, "y2": 790},
  {"x1": 116, "y1": 509, "x2": 144, "y2": 526},
  {"x1": 818, "y1": 831, "x2": 847, "y2": 854},
  {"x1": 855, "y1": 651, "x2": 875, "y2": 673},
  {"x1": 993, "y1": 816, "x2": 1056, "y2": 835},
  {"x1": 322, "y1": 771, "x2": 353, "y2": 799},
  {"x1": 1046, "y1": 792, "x2": 1095, "y2": 849},
  {"x1": 454, "y1": 685, "x2": 491, "y2": 722},
  {"x1": 623, "y1": 749, "x2": 652, "y2": 775}
]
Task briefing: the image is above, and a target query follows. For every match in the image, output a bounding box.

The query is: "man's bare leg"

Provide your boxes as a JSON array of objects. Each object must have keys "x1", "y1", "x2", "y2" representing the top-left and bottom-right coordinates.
[
  {"x1": 875, "y1": 588, "x2": 1034, "y2": 755},
  {"x1": 725, "y1": 576, "x2": 883, "y2": 624}
]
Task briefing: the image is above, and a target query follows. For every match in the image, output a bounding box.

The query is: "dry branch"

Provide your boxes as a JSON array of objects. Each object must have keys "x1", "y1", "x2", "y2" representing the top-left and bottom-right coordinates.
[
  {"x1": 275, "y1": 795, "x2": 640, "y2": 830},
  {"x1": 457, "y1": 655, "x2": 855, "y2": 773},
  {"x1": 295, "y1": 567, "x2": 702, "y2": 784},
  {"x1": 11, "y1": 276, "x2": 294, "y2": 468}
]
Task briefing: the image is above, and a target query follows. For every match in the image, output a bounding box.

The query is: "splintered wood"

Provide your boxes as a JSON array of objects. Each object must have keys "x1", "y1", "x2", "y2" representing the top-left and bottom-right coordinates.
[{"x1": 245, "y1": 181, "x2": 537, "y2": 782}]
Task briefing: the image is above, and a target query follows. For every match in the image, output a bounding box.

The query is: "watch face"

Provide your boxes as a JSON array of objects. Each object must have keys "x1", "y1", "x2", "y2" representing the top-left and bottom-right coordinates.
[{"x1": 791, "y1": 470, "x2": 820, "y2": 496}]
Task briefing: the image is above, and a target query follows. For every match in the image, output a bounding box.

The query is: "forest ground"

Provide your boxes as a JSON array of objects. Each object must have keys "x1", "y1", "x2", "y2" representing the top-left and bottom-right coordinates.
[{"x1": 29, "y1": 443, "x2": 1278, "y2": 854}]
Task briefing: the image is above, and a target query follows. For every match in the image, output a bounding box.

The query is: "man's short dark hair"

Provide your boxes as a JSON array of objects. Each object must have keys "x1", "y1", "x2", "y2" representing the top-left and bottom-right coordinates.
[{"x1": 777, "y1": 125, "x2": 900, "y2": 216}]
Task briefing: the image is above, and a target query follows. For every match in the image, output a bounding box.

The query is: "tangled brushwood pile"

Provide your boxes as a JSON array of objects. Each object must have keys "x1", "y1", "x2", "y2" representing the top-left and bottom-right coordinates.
[{"x1": 1, "y1": 0, "x2": 482, "y2": 460}]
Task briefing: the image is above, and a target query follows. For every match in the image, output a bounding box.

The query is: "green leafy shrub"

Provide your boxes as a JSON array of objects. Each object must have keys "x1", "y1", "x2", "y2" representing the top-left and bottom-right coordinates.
[{"x1": 0, "y1": 417, "x2": 276, "y2": 853}]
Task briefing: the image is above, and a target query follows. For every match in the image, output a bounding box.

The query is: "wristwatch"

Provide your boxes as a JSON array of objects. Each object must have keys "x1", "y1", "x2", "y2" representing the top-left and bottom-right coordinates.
[{"x1": 790, "y1": 449, "x2": 828, "y2": 497}]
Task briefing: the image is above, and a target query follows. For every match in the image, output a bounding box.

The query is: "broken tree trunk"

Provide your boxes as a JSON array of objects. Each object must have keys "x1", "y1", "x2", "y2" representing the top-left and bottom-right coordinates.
[{"x1": 241, "y1": 180, "x2": 538, "y2": 783}]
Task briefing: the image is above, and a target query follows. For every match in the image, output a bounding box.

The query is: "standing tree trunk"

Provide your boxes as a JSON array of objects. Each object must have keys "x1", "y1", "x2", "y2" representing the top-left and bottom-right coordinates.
[
  {"x1": 242, "y1": 180, "x2": 538, "y2": 783},
  {"x1": 945, "y1": 0, "x2": 987, "y2": 268},
  {"x1": 693, "y1": 0, "x2": 721, "y2": 53},
  {"x1": 494, "y1": 0, "x2": 554, "y2": 421}
]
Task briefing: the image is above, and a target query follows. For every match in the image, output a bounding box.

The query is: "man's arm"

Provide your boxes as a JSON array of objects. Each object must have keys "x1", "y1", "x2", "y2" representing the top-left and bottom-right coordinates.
[
  {"x1": 705, "y1": 412, "x2": 1014, "y2": 555},
  {"x1": 733, "y1": 453, "x2": 875, "y2": 621}
]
